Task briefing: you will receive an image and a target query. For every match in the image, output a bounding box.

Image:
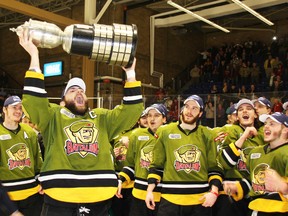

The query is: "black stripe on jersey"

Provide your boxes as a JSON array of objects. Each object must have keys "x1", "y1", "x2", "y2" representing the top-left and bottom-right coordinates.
[
  {"x1": 161, "y1": 186, "x2": 209, "y2": 195},
  {"x1": 134, "y1": 178, "x2": 161, "y2": 193},
  {"x1": 3, "y1": 181, "x2": 38, "y2": 192},
  {"x1": 122, "y1": 166, "x2": 135, "y2": 181},
  {"x1": 123, "y1": 99, "x2": 142, "y2": 105},
  {"x1": 161, "y1": 181, "x2": 209, "y2": 194},
  {"x1": 24, "y1": 77, "x2": 45, "y2": 89},
  {"x1": 23, "y1": 90, "x2": 47, "y2": 98},
  {"x1": 42, "y1": 178, "x2": 118, "y2": 189},
  {"x1": 124, "y1": 87, "x2": 141, "y2": 97},
  {"x1": 223, "y1": 147, "x2": 239, "y2": 167},
  {"x1": 41, "y1": 169, "x2": 116, "y2": 176},
  {"x1": 149, "y1": 167, "x2": 163, "y2": 177}
]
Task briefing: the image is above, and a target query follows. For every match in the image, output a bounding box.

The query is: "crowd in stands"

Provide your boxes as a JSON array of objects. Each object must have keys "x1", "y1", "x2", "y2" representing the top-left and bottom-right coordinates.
[{"x1": 153, "y1": 38, "x2": 288, "y2": 126}]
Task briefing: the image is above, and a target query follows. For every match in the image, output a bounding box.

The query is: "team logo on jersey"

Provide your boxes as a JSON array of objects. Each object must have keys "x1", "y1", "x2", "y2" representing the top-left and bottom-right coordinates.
[
  {"x1": 174, "y1": 144, "x2": 201, "y2": 173},
  {"x1": 237, "y1": 146, "x2": 254, "y2": 172},
  {"x1": 64, "y1": 120, "x2": 99, "y2": 158},
  {"x1": 252, "y1": 163, "x2": 269, "y2": 195},
  {"x1": 168, "y1": 134, "x2": 181, "y2": 139},
  {"x1": 114, "y1": 136, "x2": 129, "y2": 161},
  {"x1": 140, "y1": 145, "x2": 153, "y2": 169},
  {"x1": 6, "y1": 143, "x2": 31, "y2": 170}
]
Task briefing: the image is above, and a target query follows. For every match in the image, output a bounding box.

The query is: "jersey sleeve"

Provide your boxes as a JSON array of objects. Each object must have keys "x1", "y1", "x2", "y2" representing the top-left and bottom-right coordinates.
[
  {"x1": 22, "y1": 71, "x2": 57, "y2": 132},
  {"x1": 205, "y1": 127, "x2": 224, "y2": 189},
  {"x1": 147, "y1": 128, "x2": 165, "y2": 184},
  {"x1": 118, "y1": 132, "x2": 137, "y2": 184},
  {"x1": 217, "y1": 126, "x2": 242, "y2": 170},
  {"x1": 97, "y1": 81, "x2": 143, "y2": 141}
]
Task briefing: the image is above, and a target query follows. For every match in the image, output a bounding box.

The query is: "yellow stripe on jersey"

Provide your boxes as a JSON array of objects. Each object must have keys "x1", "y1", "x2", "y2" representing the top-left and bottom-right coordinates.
[
  {"x1": 122, "y1": 180, "x2": 134, "y2": 189},
  {"x1": 229, "y1": 143, "x2": 241, "y2": 156},
  {"x1": 148, "y1": 173, "x2": 161, "y2": 182},
  {"x1": 208, "y1": 175, "x2": 222, "y2": 183},
  {"x1": 124, "y1": 81, "x2": 141, "y2": 88},
  {"x1": 132, "y1": 188, "x2": 161, "y2": 202},
  {"x1": 231, "y1": 181, "x2": 243, "y2": 201},
  {"x1": 25, "y1": 71, "x2": 44, "y2": 80},
  {"x1": 119, "y1": 172, "x2": 132, "y2": 184},
  {"x1": 162, "y1": 192, "x2": 206, "y2": 205},
  {"x1": 8, "y1": 185, "x2": 40, "y2": 201},
  {"x1": 249, "y1": 198, "x2": 288, "y2": 213},
  {"x1": 44, "y1": 187, "x2": 117, "y2": 203}
]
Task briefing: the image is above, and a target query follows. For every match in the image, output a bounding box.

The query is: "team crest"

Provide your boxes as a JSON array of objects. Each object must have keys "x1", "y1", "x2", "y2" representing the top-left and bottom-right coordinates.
[
  {"x1": 64, "y1": 120, "x2": 99, "y2": 158},
  {"x1": 6, "y1": 143, "x2": 31, "y2": 170},
  {"x1": 114, "y1": 136, "x2": 129, "y2": 161},
  {"x1": 237, "y1": 146, "x2": 254, "y2": 172},
  {"x1": 140, "y1": 145, "x2": 153, "y2": 169},
  {"x1": 252, "y1": 163, "x2": 269, "y2": 195},
  {"x1": 174, "y1": 144, "x2": 201, "y2": 173}
]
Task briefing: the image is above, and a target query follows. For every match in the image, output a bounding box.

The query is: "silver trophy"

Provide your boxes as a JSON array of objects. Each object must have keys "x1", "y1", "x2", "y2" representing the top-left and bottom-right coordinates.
[{"x1": 10, "y1": 19, "x2": 138, "y2": 67}]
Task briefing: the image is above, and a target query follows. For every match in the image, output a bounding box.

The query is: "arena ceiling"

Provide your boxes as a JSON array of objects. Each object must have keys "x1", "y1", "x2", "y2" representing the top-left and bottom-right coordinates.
[{"x1": 0, "y1": 0, "x2": 287, "y2": 33}]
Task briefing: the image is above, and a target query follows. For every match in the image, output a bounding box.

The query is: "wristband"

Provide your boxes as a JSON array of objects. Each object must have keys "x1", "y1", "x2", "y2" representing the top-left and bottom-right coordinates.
[
  {"x1": 29, "y1": 67, "x2": 42, "y2": 73},
  {"x1": 210, "y1": 190, "x2": 219, "y2": 197},
  {"x1": 125, "y1": 69, "x2": 136, "y2": 80}
]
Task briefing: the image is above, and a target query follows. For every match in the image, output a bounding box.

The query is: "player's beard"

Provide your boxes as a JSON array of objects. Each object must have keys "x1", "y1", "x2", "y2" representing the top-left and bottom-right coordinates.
[
  {"x1": 65, "y1": 99, "x2": 89, "y2": 116},
  {"x1": 181, "y1": 112, "x2": 200, "y2": 125}
]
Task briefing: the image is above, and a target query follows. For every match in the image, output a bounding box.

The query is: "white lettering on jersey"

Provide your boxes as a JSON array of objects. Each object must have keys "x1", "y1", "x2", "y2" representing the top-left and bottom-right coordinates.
[
  {"x1": 138, "y1": 136, "x2": 149, "y2": 141},
  {"x1": 169, "y1": 134, "x2": 181, "y2": 139},
  {"x1": 250, "y1": 153, "x2": 261, "y2": 159},
  {"x1": 60, "y1": 108, "x2": 75, "y2": 118},
  {"x1": 89, "y1": 110, "x2": 97, "y2": 119},
  {"x1": 24, "y1": 132, "x2": 29, "y2": 139},
  {"x1": 79, "y1": 206, "x2": 90, "y2": 214},
  {"x1": 0, "y1": 134, "x2": 12, "y2": 140}
]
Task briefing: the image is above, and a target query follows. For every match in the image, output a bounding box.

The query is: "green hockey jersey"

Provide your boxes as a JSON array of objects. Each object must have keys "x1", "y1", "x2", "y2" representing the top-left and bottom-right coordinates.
[
  {"x1": 148, "y1": 122, "x2": 223, "y2": 206},
  {"x1": 22, "y1": 71, "x2": 143, "y2": 204},
  {"x1": 119, "y1": 127, "x2": 161, "y2": 201},
  {"x1": 111, "y1": 129, "x2": 134, "y2": 189},
  {"x1": 0, "y1": 123, "x2": 43, "y2": 201},
  {"x1": 216, "y1": 124, "x2": 265, "y2": 179},
  {"x1": 247, "y1": 143, "x2": 288, "y2": 213}
]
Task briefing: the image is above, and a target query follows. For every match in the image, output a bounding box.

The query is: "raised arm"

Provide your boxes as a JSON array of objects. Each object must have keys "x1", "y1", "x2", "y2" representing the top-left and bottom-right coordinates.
[{"x1": 18, "y1": 28, "x2": 41, "y2": 72}]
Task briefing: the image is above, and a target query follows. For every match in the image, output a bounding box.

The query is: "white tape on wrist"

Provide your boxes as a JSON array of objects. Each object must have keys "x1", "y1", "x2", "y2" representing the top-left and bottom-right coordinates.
[{"x1": 126, "y1": 69, "x2": 136, "y2": 80}]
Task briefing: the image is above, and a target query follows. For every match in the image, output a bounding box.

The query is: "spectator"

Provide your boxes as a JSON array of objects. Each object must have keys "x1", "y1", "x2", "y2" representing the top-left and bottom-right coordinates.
[
  {"x1": 190, "y1": 64, "x2": 201, "y2": 85},
  {"x1": 271, "y1": 97, "x2": 283, "y2": 113},
  {"x1": 205, "y1": 101, "x2": 215, "y2": 128},
  {"x1": 250, "y1": 62, "x2": 260, "y2": 84},
  {"x1": 264, "y1": 55, "x2": 275, "y2": 83},
  {"x1": 282, "y1": 101, "x2": 288, "y2": 116}
]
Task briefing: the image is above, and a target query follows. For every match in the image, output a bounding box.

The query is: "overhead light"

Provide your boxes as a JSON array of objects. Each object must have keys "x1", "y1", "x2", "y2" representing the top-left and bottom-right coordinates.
[
  {"x1": 167, "y1": 1, "x2": 230, "y2": 33},
  {"x1": 231, "y1": 0, "x2": 274, "y2": 26}
]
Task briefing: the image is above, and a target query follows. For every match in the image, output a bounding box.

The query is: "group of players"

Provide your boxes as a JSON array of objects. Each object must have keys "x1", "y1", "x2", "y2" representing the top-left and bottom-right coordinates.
[
  {"x1": 110, "y1": 95, "x2": 288, "y2": 216},
  {"x1": 0, "y1": 24, "x2": 287, "y2": 216}
]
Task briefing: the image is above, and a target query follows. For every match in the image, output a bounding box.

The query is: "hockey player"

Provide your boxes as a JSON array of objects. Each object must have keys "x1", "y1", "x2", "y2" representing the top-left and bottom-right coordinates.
[
  {"x1": 110, "y1": 111, "x2": 148, "y2": 216},
  {"x1": 0, "y1": 96, "x2": 43, "y2": 216},
  {"x1": 145, "y1": 95, "x2": 223, "y2": 216},
  {"x1": 117, "y1": 104, "x2": 168, "y2": 216},
  {"x1": 214, "y1": 99, "x2": 266, "y2": 216},
  {"x1": 18, "y1": 28, "x2": 143, "y2": 215},
  {"x1": 223, "y1": 112, "x2": 288, "y2": 215}
]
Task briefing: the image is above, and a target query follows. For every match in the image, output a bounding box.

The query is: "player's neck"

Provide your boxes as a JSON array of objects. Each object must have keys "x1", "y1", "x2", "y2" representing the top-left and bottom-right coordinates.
[
  {"x1": 269, "y1": 138, "x2": 287, "y2": 149},
  {"x1": 180, "y1": 122, "x2": 196, "y2": 131},
  {"x1": 3, "y1": 120, "x2": 19, "y2": 130}
]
